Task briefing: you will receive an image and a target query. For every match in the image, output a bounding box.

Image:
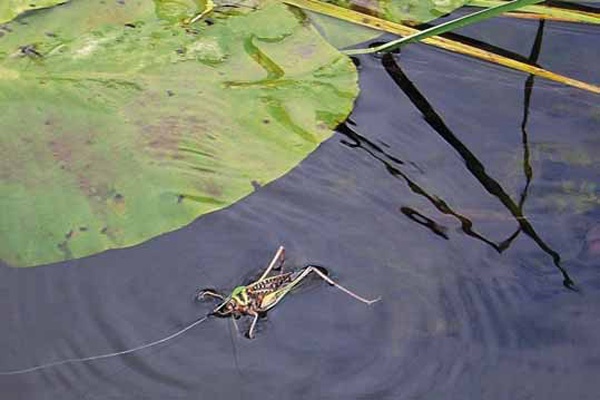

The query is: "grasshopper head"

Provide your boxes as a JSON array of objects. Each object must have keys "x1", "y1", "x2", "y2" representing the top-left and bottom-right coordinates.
[
  {"x1": 212, "y1": 286, "x2": 249, "y2": 318},
  {"x1": 213, "y1": 300, "x2": 236, "y2": 317}
]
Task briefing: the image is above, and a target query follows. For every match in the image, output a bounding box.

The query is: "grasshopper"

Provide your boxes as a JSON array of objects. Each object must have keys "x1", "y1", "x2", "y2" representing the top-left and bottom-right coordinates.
[
  {"x1": 0, "y1": 246, "x2": 379, "y2": 375},
  {"x1": 196, "y1": 246, "x2": 380, "y2": 339}
]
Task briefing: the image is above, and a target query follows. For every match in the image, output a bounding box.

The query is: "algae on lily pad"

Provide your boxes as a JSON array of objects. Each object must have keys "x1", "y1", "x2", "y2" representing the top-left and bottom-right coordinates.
[
  {"x1": 154, "y1": 0, "x2": 211, "y2": 23},
  {"x1": 0, "y1": 0, "x2": 68, "y2": 24},
  {"x1": 0, "y1": 0, "x2": 358, "y2": 267}
]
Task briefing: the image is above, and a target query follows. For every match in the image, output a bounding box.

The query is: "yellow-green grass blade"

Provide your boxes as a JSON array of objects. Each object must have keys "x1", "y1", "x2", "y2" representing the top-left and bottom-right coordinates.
[
  {"x1": 347, "y1": 0, "x2": 546, "y2": 54},
  {"x1": 469, "y1": 0, "x2": 600, "y2": 24},
  {"x1": 284, "y1": 0, "x2": 600, "y2": 94}
]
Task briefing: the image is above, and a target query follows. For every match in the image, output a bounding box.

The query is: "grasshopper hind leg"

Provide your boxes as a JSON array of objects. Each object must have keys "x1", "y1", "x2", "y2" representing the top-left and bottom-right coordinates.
[
  {"x1": 258, "y1": 245, "x2": 286, "y2": 281},
  {"x1": 274, "y1": 247, "x2": 286, "y2": 271},
  {"x1": 304, "y1": 264, "x2": 329, "y2": 279},
  {"x1": 302, "y1": 265, "x2": 381, "y2": 305},
  {"x1": 245, "y1": 312, "x2": 260, "y2": 339}
]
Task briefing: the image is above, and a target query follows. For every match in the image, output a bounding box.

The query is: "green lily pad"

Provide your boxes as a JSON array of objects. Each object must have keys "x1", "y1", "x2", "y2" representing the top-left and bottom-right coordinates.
[
  {"x1": 0, "y1": 0, "x2": 358, "y2": 267},
  {"x1": 154, "y1": 0, "x2": 209, "y2": 23},
  {"x1": 0, "y1": 0, "x2": 68, "y2": 24},
  {"x1": 306, "y1": 10, "x2": 383, "y2": 49}
]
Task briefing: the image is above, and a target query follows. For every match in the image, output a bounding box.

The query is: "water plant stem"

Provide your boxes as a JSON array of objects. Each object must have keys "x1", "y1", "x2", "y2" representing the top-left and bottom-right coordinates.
[
  {"x1": 469, "y1": 0, "x2": 600, "y2": 24},
  {"x1": 283, "y1": 0, "x2": 600, "y2": 94},
  {"x1": 344, "y1": 0, "x2": 545, "y2": 55}
]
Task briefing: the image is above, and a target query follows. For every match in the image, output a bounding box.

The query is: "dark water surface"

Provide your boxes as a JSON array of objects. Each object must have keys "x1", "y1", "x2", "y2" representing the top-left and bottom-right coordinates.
[{"x1": 2, "y1": 15, "x2": 600, "y2": 400}]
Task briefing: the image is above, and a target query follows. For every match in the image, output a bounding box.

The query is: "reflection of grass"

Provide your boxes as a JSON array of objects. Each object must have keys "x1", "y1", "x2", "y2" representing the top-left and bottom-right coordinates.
[
  {"x1": 533, "y1": 143, "x2": 600, "y2": 214},
  {"x1": 537, "y1": 181, "x2": 600, "y2": 214},
  {"x1": 534, "y1": 143, "x2": 598, "y2": 167},
  {"x1": 502, "y1": 141, "x2": 600, "y2": 215},
  {"x1": 537, "y1": 180, "x2": 600, "y2": 214},
  {"x1": 339, "y1": 41, "x2": 577, "y2": 287},
  {"x1": 561, "y1": 181, "x2": 600, "y2": 210}
]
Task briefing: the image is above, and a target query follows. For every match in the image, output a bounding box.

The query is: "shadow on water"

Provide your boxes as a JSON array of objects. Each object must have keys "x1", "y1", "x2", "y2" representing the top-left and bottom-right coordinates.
[
  {"x1": 340, "y1": 19, "x2": 575, "y2": 289},
  {"x1": 1, "y1": 11, "x2": 600, "y2": 400}
]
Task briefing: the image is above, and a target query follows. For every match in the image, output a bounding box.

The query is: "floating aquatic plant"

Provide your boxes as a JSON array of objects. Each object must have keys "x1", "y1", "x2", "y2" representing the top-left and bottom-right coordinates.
[
  {"x1": 0, "y1": 0, "x2": 358, "y2": 266},
  {"x1": 1, "y1": 0, "x2": 597, "y2": 267},
  {"x1": 0, "y1": 0, "x2": 68, "y2": 24}
]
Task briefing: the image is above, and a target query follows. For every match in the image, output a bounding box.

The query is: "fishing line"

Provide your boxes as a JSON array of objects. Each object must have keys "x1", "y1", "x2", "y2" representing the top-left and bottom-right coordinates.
[{"x1": 0, "y1": 315, "x2": 210, "y2": 376}]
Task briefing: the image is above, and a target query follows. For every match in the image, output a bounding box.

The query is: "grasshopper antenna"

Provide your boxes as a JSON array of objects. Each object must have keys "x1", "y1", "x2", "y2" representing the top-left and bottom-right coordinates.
[
  {"x1": 303, "y1": 265, "x2": 381, "y2": 305},
  {"x1": 0, "y1": 315, "x2": 212, "y2": 376}
]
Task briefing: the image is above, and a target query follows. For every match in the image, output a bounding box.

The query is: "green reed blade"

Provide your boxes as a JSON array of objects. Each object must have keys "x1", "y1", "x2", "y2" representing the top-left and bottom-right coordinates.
[{"x1": 345, "y1": 0, "x2": 545, "y2": 55}]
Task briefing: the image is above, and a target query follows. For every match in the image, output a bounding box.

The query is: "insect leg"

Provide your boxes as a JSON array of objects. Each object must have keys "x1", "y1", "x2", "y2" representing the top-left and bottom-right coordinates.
[
  {"x1": 274, "y1": 246, "x2": 286, "y2": 271},
  {"x1": 246, "y1": 312, "x2": 260, "y2": 339},
  {"x1": 258, "y1": 245, "x2": 285, "y2": 281},
  {"x1": 195, "y1": 289, "x2": 225, "y2": 302},
  {"x1": 302, "y1": 266, "x2": 381, "y2": 305}
]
